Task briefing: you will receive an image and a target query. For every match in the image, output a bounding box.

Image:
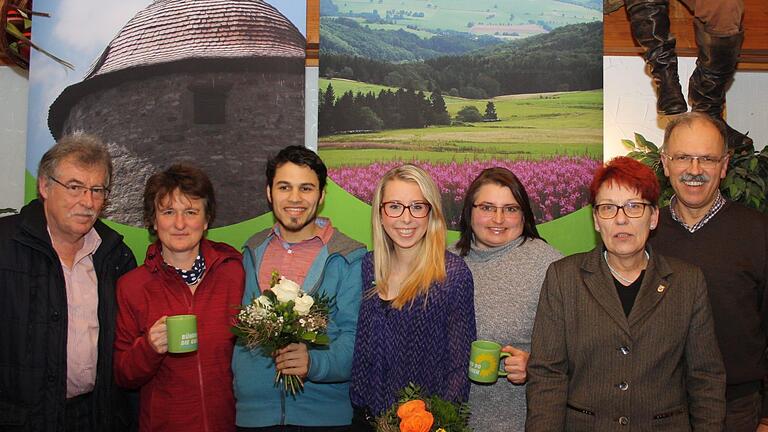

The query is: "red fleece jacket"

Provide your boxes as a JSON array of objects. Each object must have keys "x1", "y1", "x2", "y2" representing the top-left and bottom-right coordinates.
[{"x1": 114, "y1": 239, "x2": 244, "y2": 432}]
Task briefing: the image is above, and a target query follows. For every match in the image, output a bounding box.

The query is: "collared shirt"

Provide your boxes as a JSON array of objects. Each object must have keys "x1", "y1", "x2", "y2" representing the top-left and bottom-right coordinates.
[
  {"x1": 258, "y1": 218, "x2": 334, "y2": 290},
  {"x1": 54, "y1": 227, "x2": 102, "y2": 398},
  {"x1": 669, "y1": 191, "x2": 726, "y2": 233}
]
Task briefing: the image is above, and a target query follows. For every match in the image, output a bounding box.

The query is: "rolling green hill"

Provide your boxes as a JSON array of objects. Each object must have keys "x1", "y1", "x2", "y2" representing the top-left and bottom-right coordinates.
[
  {"x1": 321, "y1": 21, "x2": 602, "y2": 97},
  {"x1": 320, "y1": 17, "x2": 503, "y2": 62}
]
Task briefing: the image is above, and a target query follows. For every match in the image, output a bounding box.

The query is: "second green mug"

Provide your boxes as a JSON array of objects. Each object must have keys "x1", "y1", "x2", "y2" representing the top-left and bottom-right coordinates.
[{"x1": 468, "y1": 340, "x2": 510, "y2": 383}]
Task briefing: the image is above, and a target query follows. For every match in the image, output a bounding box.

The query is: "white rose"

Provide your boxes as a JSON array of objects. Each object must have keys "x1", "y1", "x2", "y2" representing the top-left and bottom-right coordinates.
[
  {"x1": 255, "y1": 295, "x2": 272, "y2": 310},
  {"x1": 293, "y1": 294, "x2": 315, "y2": 316},
  {"x1": 271, "y1": 278, "x2": 301, "y2": 303}
]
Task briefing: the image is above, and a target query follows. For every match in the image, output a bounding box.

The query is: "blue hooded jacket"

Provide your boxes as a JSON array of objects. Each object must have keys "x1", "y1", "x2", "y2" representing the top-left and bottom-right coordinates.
[{"x1": 232, "y1": 226, "x2": 365, "y2": 427}]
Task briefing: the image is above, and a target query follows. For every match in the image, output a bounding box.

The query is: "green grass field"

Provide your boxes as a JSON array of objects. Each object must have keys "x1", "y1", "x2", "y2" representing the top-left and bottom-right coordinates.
[
  {"x1": 330, "y1": 0, "x2": 600, "y2": 37},
  {"x1": 318, "y1": 78, "x2": 602, "y2": 167}
]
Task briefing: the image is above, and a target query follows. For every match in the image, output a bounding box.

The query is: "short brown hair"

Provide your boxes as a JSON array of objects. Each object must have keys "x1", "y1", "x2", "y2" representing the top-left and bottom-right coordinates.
[
  {"x1": 37, "y1": 132, "x2": 113, "y2": 198},
  {"x1": 143, "y1": 164, "x2": 216, "y2": 236}
]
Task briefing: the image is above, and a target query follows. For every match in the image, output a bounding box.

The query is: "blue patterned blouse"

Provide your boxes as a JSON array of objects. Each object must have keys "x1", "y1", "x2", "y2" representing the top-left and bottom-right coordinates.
[{"x1": 350, "y1": 250, "x2": 477, "y2": 416}]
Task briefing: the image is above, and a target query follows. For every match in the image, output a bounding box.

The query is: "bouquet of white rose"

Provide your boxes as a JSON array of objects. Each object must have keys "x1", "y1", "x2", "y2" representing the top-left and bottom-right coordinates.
[{"x1": 232, "y1": 271, "x2": 331, "y2": 395}]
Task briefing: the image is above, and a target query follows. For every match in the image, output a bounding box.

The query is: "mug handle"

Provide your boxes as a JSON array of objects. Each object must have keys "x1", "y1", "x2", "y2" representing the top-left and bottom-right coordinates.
[{"x1": 498, "y1": 352, "x2": 511, "y2": 376}]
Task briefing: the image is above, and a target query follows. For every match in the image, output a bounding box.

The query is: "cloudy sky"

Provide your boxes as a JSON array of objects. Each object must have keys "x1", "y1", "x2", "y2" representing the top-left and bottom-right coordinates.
[{"x1": 26, "y1": 0, "x2": 306, "y2": 175}]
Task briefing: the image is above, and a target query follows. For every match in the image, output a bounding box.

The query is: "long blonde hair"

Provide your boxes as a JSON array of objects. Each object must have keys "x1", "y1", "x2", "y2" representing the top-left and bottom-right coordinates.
[{"x1": 371, "y1": 164, "x2": 447, "y2": 309}]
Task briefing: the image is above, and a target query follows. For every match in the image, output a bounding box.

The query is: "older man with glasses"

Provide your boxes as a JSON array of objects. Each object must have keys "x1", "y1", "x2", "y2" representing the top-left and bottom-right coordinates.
[
  {"x1": 650, "y1": 112, "x2": 768, "y2": 432},
  {"x1": 0, "y1": 133, "x2": 136, "y2": 432}
]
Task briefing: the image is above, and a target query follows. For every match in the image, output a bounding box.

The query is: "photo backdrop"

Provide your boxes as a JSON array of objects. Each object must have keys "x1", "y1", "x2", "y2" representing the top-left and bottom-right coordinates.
[
  {"x1": 317, "y1": 0, "x2": 603, "y2": 254},
  {"x1": 25, "y1": 0, "x2": 601, "y2": 259}
]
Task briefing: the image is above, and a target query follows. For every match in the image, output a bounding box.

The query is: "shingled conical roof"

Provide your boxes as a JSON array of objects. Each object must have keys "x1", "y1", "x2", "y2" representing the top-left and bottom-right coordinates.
[{"x1": 85, "y1": 0, "x2": 305, "y2": 79}]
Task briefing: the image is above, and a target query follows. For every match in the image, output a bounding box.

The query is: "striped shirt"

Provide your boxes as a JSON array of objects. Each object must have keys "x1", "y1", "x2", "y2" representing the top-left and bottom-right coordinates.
[
  {"x1": 56, "y1": 227, "x2": 102, "y2": 398},
  {"x1": 257, "y1": 218, "x2": 334, "y2": 290}
]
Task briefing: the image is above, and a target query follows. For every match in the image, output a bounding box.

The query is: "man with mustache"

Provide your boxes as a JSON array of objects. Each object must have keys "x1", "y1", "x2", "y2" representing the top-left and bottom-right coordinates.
[
  {"x1": 650, "y1": 112, "x2": 768, "y2": 432},
  {"x1": 233, "y1": 145, "x2": 366, "y2": 431},
  {"x1": 0, "y1": 133, "x2": 136, "y2": 431}
]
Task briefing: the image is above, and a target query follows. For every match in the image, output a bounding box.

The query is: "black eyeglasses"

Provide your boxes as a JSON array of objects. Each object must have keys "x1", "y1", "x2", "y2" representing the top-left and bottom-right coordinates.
[
  {"x1": 380, "y1": 201, "x2": 432, "y2": 218},
  {"x1": 594, "y1": 202, "x2": 651, "y2": 219},
  {"x1": 48, "y1": 176, "x2": 110, "y2": 200}
]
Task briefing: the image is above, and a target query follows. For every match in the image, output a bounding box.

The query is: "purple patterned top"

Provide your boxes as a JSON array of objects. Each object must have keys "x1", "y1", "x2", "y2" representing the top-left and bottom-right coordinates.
[{"x1": 350, "y1": 251, "x2": 477, "y2": 416}]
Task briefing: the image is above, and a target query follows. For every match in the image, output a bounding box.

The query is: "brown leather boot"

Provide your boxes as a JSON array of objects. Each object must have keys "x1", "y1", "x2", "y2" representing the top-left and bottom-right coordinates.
[
  {"x1": 626, "y1": 0, "x2": 688, "y2": 115},
  {"x1": 688, "y1": 19, "x2": 754, "y2": 153}
]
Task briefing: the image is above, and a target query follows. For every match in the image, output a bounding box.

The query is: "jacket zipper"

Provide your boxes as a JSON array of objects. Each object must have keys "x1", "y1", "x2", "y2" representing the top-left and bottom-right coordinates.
[
  {"x1": 184, "y1": 278, "x2": 210, "y2": 432},
  {"x1": 250, "y1": 245, "x2": 349, "y2": 426},
  {"x1": 280, "y1": 386, "x2": 286, "y2": 425}
]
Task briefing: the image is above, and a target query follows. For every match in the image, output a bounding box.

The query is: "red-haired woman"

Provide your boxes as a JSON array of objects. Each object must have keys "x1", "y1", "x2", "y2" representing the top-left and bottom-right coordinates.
[{"x1": 526, "y1": 156, "x2": 726, "y2": 431}]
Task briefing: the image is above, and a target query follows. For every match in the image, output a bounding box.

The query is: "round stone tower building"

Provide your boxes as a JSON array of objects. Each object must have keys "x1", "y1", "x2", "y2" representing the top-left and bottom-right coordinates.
[{"x1": 48, "y1": 0, "x2": 306, "y2": 227}]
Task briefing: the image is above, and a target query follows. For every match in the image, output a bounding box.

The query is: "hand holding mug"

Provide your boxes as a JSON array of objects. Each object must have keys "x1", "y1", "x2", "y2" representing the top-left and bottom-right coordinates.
[
  {"x1": 148, "y1": 315, "x2": 168, "y2": 354},
  {"x1": 501, "y1": 345, "x2": 530, "y2": 384},
  {"x1": 468, "y1": 340, "x2": 512, "y2": 384},
  {"x1": 165, "y1": 314, "x2": 198, "y2": 353}
]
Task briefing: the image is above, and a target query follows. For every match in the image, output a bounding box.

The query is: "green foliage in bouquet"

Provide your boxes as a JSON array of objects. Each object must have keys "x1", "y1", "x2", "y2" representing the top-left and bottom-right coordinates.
[
  {"x1": 231, "y1": 289, "x2": 331, "y2": 353},
  {"x1": 375, "y1": 383, "x2": 472, "y2": 432},
  {"x1": 231, "y1": 271, "x2": 333, "y2": 395},
  {"x1": 623, "y1": 133, "x2": 768, "y2": 213}
]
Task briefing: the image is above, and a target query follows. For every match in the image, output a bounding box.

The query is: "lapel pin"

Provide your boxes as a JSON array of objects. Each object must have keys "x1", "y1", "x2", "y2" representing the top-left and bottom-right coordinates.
[{"x1": 657, "y1": 284, "x2": 666, "y2": 293}]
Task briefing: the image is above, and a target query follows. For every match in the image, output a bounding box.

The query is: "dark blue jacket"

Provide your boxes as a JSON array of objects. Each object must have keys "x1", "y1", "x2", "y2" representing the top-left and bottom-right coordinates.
[{"x1": 0, "y1": 199, "x2": 136, "y2": 431}]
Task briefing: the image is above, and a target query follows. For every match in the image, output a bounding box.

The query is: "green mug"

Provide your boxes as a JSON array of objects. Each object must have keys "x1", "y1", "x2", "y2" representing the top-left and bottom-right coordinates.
[
  {"x1": 166, "y1": 314, "x2": 198, "y2": 353},
  {"x1": 468, "y1": 340, "x2": 510, "y2": 383}
]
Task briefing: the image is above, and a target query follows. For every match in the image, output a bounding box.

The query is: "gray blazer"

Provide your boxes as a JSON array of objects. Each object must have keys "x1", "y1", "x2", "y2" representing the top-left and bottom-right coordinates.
[{"x1": 526, "y1": 246, "x2": 726, "y2": 432}]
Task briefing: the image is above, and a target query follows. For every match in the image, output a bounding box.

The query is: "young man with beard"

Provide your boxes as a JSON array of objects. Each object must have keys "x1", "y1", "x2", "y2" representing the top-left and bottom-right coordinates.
[
  {"x1": 650, "y1": 112, "x2": 768, "y2": 432},
  {"x1": 233, "y1": 145, "x2": 366, "y2": 431},
  {"x1": 0, "y1": 133, "x2": 136, "y2": 431}
]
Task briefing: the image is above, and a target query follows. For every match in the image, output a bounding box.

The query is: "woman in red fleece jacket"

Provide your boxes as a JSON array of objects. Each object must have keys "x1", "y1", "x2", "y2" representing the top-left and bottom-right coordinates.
[{"x1": 114, "y1": 164, "x2": 244, "y2": 432}]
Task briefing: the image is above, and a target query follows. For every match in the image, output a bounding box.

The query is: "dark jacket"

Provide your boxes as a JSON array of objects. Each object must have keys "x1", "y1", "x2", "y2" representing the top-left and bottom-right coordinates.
[
  {"x1": 114, "y1": 239, "x2": 244, "y2": 432},
  {"x1": 0, "y1": 199, "x2": 136, "y2": 431},
  {"x1": 527, "y1": 246, "x2": 726, "y2": 432}
]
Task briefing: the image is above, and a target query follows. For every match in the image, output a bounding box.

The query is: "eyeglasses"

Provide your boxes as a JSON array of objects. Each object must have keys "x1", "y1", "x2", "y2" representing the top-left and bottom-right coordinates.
[
  {"x1": 48, "y1": 176, "x2": 110, "y2": 200},
  {"x1": 380, "y1": 201, "x2": 431, "y2": 218},
  {"x1": 594, "y1": 202, "x2": 651, "y2": 219},
  {"x1": 473, "y1": 204, "x2": 521, "y2": 217},
  {"x1": 662, "y1": 153, "x2": 727, "y2": 169}
]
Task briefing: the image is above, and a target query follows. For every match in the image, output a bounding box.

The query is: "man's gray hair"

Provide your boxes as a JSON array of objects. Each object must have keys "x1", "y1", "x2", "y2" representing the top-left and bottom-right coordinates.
[
  {"x1": 37, "y1": 132, "x2": 113, "y2": 195},
  {"x1": 662, "y1": 112, "x2": 728, "y2": 154}
]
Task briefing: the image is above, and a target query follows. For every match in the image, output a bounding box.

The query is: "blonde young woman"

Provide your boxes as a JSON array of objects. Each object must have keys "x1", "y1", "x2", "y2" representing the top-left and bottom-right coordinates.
[{"x1": 350, "y1": 164, "x2": 477, "y2": 430}]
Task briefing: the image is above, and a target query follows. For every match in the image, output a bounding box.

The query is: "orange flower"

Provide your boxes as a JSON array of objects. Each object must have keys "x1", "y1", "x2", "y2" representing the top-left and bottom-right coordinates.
[
  {"x1": 400, "y1": 410, "x2": 434, "y2": 432},
  {"x1": 397, "y1": 399, "x2": 427, "y2": 420}
]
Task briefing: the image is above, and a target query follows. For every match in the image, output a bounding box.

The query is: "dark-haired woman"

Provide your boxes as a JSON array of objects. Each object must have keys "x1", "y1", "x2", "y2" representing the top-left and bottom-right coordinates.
[
  {"x1": 451, "y1": 167, "x2": 561, "y2": 432},
  {"x1": 526, "y1": 156, "x2": 725, "y2": 431},
  {"x1": 114, "y1": 164, "x2": 244, "y2": 432}
]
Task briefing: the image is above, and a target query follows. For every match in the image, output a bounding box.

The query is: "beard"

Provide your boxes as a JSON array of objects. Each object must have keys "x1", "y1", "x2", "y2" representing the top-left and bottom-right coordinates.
[{"x1": 275, "y1": 205, "x2": 319, "y2": 234}]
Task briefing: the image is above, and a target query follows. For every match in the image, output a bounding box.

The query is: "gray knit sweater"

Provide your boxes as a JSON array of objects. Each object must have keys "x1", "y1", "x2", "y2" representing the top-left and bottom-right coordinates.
[{"x1": 451, "y1": 237, "x2": 562, "y2": 432}]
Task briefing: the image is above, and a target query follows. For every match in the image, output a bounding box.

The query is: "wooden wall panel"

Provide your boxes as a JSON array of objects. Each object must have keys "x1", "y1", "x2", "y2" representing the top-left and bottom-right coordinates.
[
  {"x1": 604, "y1": 0, "x2": 768, "y2": 70},
  {"x1": 306, "y1": 0, "x2": 319, "y2": 67}
]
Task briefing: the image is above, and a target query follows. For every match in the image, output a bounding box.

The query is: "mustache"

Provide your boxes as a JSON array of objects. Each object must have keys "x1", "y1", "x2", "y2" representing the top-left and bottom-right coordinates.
[
  {"x1": 70, "y1": 210, "x2": 97, "y2": 217},
  {"x1": 679, "y1": 173, "x2": 710, "y2": 183}
]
